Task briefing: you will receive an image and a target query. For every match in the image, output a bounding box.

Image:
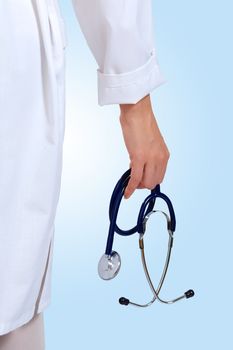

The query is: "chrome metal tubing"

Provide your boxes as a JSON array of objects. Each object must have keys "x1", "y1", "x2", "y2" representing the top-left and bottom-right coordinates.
[{"x1": 127, "y1": 210, "x2": 186, "y2": 307}]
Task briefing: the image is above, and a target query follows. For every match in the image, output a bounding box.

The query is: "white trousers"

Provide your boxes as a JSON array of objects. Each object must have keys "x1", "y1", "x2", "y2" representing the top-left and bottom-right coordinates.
[
  {"x1": 0, "y1": 313, "x2": 45, "y2": 350},
  {"x1": 0, "y1": 0, "x2": 66, "y2": 335}
]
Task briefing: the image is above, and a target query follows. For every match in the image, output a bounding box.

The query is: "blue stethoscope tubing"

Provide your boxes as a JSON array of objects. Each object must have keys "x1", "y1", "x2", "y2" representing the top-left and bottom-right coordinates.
[
  {"x1": 98, "y1": 168, "x2": 195, "y2": 307},
  {"x1": 105, "y1": 167, "x2": 175, "y2": 255}
]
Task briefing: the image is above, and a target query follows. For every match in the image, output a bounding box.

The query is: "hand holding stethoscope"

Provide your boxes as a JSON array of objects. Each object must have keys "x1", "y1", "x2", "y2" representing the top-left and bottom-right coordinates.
[{"x1": 98, "y1": 168, "x2": 195, "y2": 307}]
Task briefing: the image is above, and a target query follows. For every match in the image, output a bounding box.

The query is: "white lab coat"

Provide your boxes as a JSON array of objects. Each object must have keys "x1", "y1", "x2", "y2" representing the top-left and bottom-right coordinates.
[{"x1": 0, "y1": 0, "x2": 165, "y2": 335}]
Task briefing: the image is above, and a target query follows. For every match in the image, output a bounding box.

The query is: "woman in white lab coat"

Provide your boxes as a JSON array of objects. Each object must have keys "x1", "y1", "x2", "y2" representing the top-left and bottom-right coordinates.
[{"x1": 0, "y1": 0, "x2": 169, "y2": 348}]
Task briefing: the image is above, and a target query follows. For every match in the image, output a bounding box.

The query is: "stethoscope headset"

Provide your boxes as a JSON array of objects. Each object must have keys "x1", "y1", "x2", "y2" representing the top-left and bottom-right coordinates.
[{"x1": 98, "y1": 168, "x2": 195, "y2": 307}]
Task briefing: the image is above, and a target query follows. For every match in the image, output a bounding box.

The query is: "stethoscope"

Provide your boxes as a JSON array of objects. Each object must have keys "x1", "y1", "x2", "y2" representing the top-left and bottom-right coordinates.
[{"x1": 98, "y1": 168, "x2": 195, "y2": 307}]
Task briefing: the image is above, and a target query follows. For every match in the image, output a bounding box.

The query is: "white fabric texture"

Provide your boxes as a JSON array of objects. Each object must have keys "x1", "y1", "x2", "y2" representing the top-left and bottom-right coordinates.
[
  {"x1": 0, "y1": 0, "x2": 165, "y2": 336},
  {"x1": 0, "y1": 0, "x2": 66, "y2": 335},
  {"x1": 0, "y1": 313, "x2": 45, "y2": 350},
  {"x1": 72, "y1": 0, "x2": 166, "y2": 105}
]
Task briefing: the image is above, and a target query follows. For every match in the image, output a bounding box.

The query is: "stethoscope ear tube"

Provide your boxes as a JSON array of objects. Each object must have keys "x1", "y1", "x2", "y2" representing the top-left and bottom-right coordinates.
[
  {"x1": 105, "y1": 168, "x2": 159, "y2": 255},
  {"x1": 97, "y1": 168, "x2": 195, "y2": 307},
  {"x1": 136, "y1": 185, "x2": 176, "y2": 234}
]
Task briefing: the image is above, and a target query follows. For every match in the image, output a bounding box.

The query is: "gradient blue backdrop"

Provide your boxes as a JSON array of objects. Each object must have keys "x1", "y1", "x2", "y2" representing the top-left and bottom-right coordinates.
[{"x1": 44, "y1": 1, "x2": 233, "y2": 348}]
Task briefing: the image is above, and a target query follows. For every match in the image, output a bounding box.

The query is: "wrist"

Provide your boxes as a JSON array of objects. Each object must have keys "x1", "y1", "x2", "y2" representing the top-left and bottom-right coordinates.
[{"x1": 119, "y1": 94, "x2": 154, "y2": 121}]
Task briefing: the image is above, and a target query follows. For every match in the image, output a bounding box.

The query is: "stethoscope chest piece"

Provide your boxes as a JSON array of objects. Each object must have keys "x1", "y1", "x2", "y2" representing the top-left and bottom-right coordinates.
[
  {"x1": 98, "y1": 251, "x2": 121, "y2": 280},
  {"x1": 98, "y1": 168, "x2": 195, "y2": 307}
]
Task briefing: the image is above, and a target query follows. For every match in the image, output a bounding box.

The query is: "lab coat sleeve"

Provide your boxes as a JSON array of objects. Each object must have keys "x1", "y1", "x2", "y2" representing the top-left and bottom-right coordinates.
[{"x1": 71, "y1": 0, "x2": 166, "y2": 106}]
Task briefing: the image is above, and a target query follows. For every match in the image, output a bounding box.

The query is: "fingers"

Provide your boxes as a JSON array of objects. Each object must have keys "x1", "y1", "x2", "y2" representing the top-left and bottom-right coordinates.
[
  {"x1": 139, "y1": 162, "x2": 157, "y2": 189},
  {"x1": 141, "y1": 154, "x2": 168, "y2": 190},
  {"x1": 124, "y1": 151, "x2": 169, "y2": 199},
  {"x1": 124, "y1": 160, "x2": 144, "y2": 199}
]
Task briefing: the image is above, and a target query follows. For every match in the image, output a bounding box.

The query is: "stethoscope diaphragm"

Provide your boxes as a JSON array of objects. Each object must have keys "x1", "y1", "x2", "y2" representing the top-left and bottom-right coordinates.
[{"x1": 97, "y1": 168, "x2": 195, "y2": 307}]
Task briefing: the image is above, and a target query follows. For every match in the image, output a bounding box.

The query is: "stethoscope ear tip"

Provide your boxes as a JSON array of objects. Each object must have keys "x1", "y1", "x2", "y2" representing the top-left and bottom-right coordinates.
[
  {"x1": 185, "y1": 289, "x2": 195, "y2": 298},
  {"x1": 119, "y1": 297, "x2": 130, "y2": 306}
]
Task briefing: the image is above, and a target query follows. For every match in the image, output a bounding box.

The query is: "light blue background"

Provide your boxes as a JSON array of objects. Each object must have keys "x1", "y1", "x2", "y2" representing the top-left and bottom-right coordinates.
[{"x1": 45, "y1": 1, "x2": 233, "y2": 349}]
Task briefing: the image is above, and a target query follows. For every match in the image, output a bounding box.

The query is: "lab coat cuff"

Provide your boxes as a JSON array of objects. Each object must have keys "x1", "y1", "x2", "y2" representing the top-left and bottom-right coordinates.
[{"x1": 97, "y1": 48, "x2": 167, "y2": 106}]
